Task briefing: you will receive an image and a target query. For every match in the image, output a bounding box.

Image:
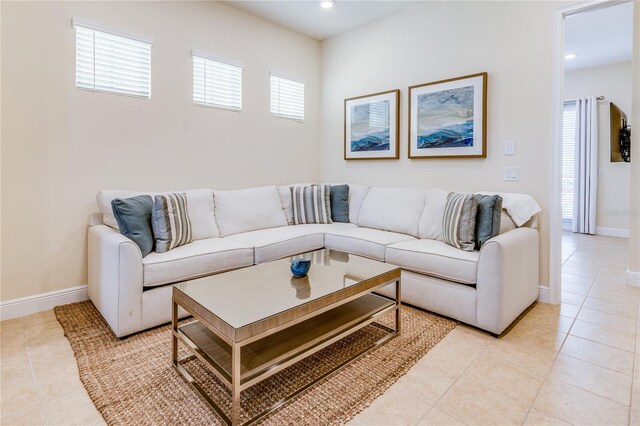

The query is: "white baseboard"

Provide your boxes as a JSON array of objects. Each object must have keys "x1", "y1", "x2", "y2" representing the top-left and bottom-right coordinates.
[
  {"x1": 626, "y1": 269, "x2": 640, "y2": 287},
  {"x1": 0, "y1": 285, "x2": 88, "y2": 321},
  {"x1": 595, "y1": 227, "x2": 630, "y2": 238},
  {"x1": 537, "y1": 285, "x2": 551, "y2": 303}
]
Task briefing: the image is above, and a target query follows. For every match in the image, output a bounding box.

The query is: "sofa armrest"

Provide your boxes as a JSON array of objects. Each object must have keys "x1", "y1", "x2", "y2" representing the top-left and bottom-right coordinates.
[
  {"x1": 88, "y1": 225, "x2": 144, "y2": 337},
  {"x1": 476, "y1": 227, "x2": 539, "y2": 334}
]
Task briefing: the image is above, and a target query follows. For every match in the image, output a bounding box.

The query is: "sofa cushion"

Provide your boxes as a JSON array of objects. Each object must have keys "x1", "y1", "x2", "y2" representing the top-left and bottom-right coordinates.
[
  {"x1": 278, "y1": 183, "x2": 311, "y2": 225},
  {"x1": 474, "y1": 194, "x2": 502, "y2": 249},
  {"x1": 443, "y1": 192, "x2": 477, "y2": 252},
  {"x1": 142, "y1": 238, "x2": 254, "y2": 288},
  {"x1": 357, "y1": 187, "x2": 427, "y2": 237},
  {"x1": 418, "y1": 189, "x2": 450, "y2": 241},
  {"x1": 499, "y1": 210, "x2": 517, "y2": 234},
  {"x1": 111, "y1": 195, "x2": 155, "y2": 257},
  {"x1": 98, "y1": 189, "x2": 219, "y2": 240},
  {"x1": 386, "y1": 239, "x2": 479, "y2": 285},
  {"x1": 330, "y1": 184, "x2": 350, "y2": 223},
  {"x1": 151, "y1": 193, "x2": 193, "y2": 253},
  {"x1": 291, "y1": 184, "x2": 332, "y2": 224},
  {"x1": 226, "y1": 223, "x2": 356, "y2": 263},
  {"x1": 185, "y1": 189, "x2": 219, "y2": 240},
  {"x1": 324, "y1": 227, "x2": 416, "y2": 261},
  {"x1": 213, "y1": 186, "x2": 288, "y2": 237},
  {"x1": 348, "y1": 184, "x2": 370, "y2": 226}
]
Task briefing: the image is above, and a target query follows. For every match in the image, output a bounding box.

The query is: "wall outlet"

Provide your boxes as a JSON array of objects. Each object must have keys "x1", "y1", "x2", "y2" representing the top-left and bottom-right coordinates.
[
  {"x1": 598, "y1": 168, "x2": 605, "y2": 176},
  {"x1": 504, "y1": 167, "x2": 519, "y2": 181},
  {"x1": 505, "y1": 140, "x2": 516, "y2": 156}
]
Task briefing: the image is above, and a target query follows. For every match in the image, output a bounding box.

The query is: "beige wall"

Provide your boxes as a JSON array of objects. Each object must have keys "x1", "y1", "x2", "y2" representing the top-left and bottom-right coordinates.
[
  {"x1": 319, "y1": 1, "x2": 558, "y2": 286},
  {"x1": 0, "y1": 1, "x2": 321, "y2": 300},
  {"x1": 564, "y1": 61, "x2": 632, "y2": 232}
]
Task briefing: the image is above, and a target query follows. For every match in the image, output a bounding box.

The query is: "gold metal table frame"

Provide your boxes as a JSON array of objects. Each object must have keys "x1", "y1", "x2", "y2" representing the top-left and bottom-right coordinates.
[{"x1": 171, "y1": 251, "x2": 401, "y2": 426}]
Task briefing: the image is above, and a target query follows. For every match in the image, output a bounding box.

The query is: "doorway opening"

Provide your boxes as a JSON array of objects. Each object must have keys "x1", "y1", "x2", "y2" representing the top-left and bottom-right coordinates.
[{"x1": 554, "y1": 1, "x2": 634, "y2": 307}]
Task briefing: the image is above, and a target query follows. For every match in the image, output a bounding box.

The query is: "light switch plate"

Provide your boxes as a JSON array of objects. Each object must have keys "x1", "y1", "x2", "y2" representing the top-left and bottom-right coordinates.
[
  {"x1": 504, "y1": 167, "x2": 520, "y2": 181},
  {"x1": 505, "y1": 140, "x2": 516, "y2": 156},
  {"x1": 598, "y1": 168, "x2": 605, "y2": 176}
]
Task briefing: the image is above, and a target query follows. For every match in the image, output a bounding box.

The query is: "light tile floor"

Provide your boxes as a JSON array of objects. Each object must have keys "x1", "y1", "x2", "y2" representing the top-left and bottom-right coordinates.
[{"x1": 1, "y1": 233, "x2": 639, "y2": 425}]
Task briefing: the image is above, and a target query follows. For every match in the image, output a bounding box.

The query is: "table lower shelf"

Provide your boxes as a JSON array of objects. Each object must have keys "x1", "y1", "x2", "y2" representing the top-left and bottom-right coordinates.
[{"x1": 177, "y1": 292, "x2": 395, "y2": 386}]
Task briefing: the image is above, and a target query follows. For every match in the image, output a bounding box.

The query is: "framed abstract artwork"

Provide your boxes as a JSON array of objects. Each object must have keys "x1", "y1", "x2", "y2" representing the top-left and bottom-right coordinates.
[
  {"x1": 408, "y1": 72, "x2": 487, "y2": 158},
  {"x1": 344, "y1": 89, "x2": 399, "y2": 160}
]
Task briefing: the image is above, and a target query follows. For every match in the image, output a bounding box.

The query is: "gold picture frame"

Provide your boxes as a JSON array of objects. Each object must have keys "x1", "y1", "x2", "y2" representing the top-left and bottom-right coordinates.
[
  {"x1": 344, "y1": 89, "x2": 400, "y2": 160},
  {"x1": 408, "y1": 72, "x2": 487, "y2": 159}
]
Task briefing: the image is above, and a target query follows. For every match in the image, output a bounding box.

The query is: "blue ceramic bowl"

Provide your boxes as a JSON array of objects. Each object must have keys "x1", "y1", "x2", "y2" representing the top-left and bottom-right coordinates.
[{"x1": 290, "y1": 259, "x2": 311, "y2": 277}]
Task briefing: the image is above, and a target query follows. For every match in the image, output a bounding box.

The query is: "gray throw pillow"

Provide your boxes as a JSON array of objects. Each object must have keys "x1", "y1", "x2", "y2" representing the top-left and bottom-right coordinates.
[
  {"x1": 111, "y1": 195, "x2": 154, "y2": 257},
  {"x1": 152, "y1": 193, "x2": 193, "y2": 253},
  {"x1": 474, "y1": 194, "x2": 503, "y2": 249},
  {"x1": 330, "y1": 184, "x2": 350, "y2": 223},
  {"x1": 443, "y1": 192, "x2": 477, "y2": 252},
  {"x1": 290, "y1": 184, "x2": 333, "y2": 224}
]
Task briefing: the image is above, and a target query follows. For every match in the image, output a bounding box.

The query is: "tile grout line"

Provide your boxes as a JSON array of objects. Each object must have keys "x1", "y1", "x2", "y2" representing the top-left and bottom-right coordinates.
[
  {"x1": 413, "y1": 335, "x2": 491, "y2": 426},
  {"x1": 521, "y1": 310, "x2": 579, "y2": 424},
  {"x1": 557, "y1": 264, "x2": 637, "y2": 409},
  {"x1": 522, "y1": 237, "x2": 609, "y2": 425},
  {"x1": 425, "y1": 235, "x2": 625, "y2": 425},
  {"x1": 529, "y1": 237, "x2": 635, "y2": 422}
]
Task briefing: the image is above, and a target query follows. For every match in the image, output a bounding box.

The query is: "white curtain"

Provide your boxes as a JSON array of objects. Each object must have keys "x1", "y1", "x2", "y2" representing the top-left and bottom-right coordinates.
[{"x1": 572, "y1": 97, "x2": 598, "y2": 234}]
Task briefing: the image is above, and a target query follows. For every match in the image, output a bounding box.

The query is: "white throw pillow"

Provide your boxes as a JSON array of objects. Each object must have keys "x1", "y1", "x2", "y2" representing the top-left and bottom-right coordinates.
[
  {"x1": 213, "y1": 186, "x2": 288, "y2": 237},
  {"x1": 418, "y1": 189, "x2": 451, "y2": 241},
  {"x1": 347, "y1": 184, "x2": 370, "y2": 226},
  {"x1": 357, "y1": 187, "x2": 427, "y2": 237},
  {"x1": 184, "y1": 189, "x2": 219, "y2": 240}
]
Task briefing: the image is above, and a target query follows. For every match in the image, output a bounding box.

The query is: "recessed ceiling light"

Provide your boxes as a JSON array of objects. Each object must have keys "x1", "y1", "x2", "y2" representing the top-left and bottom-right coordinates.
[
  {"x1": 565, "y1": 53, "x2": 577, "y2": 59},
  {"x1": 320, "y1": 0, "x2": 334, "y2": 9}
]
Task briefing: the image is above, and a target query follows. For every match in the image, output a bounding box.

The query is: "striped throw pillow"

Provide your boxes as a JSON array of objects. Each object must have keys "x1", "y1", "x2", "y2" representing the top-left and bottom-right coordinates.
[
  {"x1": 290, "y1": 184, "x2": 333, "y2": 225},
  {"x1": 151, "y1": 193, "x2": 193, "y2": 253},
  {"x1": 443, "y1": 192, "x2": 478, "y2": 252}
]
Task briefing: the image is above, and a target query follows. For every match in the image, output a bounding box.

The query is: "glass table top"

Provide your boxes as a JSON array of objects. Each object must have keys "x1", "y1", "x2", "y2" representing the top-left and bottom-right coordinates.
[{"x1": 174, "y1": 249, "x2": 399, "y2": 329}]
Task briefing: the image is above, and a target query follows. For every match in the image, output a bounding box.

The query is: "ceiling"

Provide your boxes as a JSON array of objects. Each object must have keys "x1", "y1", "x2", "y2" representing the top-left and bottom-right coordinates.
[
  {"x1": 222, "y1": 1, "x2": 419, "y2": 40},
  {"x1": 224, "y1": 1, "x2": 633, "y2": 68},
  {"x1": 564, "y1": 2, "x2": 634, "y2": 71}
]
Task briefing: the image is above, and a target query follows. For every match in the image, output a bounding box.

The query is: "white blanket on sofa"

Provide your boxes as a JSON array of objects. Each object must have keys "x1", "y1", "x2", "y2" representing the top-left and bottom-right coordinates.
[{"x1": 479, "y1": 191, "x2": 541, "y2": 226}]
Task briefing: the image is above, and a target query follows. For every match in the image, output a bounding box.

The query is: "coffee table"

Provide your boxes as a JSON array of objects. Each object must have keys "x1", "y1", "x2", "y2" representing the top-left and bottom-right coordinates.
[{"x1": 172, "y1": 249, "x2": 401, "y2": 425}]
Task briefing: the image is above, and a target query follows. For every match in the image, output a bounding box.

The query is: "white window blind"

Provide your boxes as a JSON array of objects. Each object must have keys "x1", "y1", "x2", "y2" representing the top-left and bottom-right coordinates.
[
  {"x1": 192, "y1": 53, "x2": 243, "y2": 111},
  {"x1": 74, "y1": 19, "x2": 152, "y2": 98},
  {"x1": 270, "y1": 74, "x2": 305, "y2": 121},
  {"x1": 562, "y1": 101, "x2": 576, "y2": 221}
]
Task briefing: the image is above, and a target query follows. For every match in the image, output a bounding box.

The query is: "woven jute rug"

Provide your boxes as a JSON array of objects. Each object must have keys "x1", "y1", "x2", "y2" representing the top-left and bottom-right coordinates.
[{"x1": 55, "y1": 301, "x2": 456, "y2": 426}]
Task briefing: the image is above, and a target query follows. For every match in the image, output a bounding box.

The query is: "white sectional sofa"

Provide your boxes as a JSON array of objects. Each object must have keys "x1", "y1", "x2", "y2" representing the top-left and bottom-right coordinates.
[{"x1": 88, "y1": 184, "x2": 541, "y2": 338}]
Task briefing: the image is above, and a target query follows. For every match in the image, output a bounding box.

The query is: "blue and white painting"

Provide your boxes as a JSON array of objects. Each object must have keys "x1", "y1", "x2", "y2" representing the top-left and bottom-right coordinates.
[
  {"x1": 417, "y1": 86, "x2": 474, "y2": 149},
  {"x1": 350, "y1": 100, "x2": 391, "y2": 152}
]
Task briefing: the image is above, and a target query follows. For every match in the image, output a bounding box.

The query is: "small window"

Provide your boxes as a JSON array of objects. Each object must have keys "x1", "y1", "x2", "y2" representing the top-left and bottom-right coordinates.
[
  {"x1": 73, "y1": 19, "x2": 152, "y2": 98},
  {"x1": 192, "y1": 52, "x2": 243, "y2": 111},
  {"x1": 270, "y1": 74, "x2": 305, "y2": 121}
]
